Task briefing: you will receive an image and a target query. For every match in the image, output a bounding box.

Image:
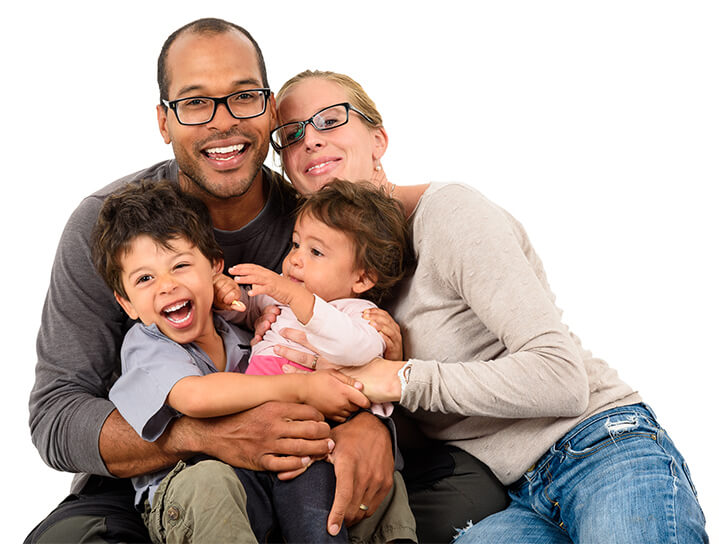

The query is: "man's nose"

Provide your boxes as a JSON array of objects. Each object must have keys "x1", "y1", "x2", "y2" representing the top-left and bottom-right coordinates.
[{"x1": 207, "y1": 102, "x2": 240, "y2": 131}]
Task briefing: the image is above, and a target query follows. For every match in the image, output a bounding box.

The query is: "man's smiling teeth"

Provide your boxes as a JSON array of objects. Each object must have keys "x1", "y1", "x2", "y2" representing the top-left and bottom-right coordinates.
[
  {"x1": 205, "y1": 143, "x2": 246, "y2": 160},
  {"x1": 307, "y1": 161, "x2": 333, "y2": 173}
]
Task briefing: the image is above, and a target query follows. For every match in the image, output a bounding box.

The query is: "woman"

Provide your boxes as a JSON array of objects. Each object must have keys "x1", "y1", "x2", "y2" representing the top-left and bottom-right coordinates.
[{"x1": 270, "y1": 70, "x2": 707, "y2": 543}]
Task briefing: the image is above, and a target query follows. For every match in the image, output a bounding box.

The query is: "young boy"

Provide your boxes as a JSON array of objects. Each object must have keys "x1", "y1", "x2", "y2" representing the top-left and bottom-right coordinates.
[
  {"x1": 217, "y1": 179, "x2": 411, "y2": 418},
  {"x1": 91, "y1": 180, "x2": 415, "y2": 543}
]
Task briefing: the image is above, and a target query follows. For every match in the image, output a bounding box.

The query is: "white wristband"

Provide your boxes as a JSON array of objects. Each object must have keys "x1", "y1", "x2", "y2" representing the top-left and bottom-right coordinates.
[{"x1": 397, "y1": 361, "x2": 413, "y2": 396}]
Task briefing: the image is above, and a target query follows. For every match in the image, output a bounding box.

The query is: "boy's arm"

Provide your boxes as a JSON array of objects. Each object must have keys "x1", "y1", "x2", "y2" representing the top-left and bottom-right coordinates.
[{"x1": 167, "y1": 370, "x2": 369, "y2": 421}]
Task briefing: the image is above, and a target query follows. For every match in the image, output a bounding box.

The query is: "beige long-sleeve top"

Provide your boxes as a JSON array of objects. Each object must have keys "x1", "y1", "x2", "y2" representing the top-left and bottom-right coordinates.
[{"x1": 388, "y1": 183, "x2": 641, "y2": 485}]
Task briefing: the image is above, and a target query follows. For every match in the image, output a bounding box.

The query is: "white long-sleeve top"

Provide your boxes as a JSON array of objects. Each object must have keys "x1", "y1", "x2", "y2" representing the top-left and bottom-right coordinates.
[
  {"x1": 235, "y1": 293, "x2": 391, "y2": 416},
  {"x1": 248, "y1": 294, "x2": 386, "y2": 366}
]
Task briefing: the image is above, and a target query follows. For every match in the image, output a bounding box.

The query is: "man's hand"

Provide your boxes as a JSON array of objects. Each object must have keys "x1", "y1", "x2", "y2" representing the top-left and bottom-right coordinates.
[
  {"x1": 326, "y1": 411, "x2": 394, "y2": 535},
  {"x1": 178, "y1": 401, "x2": 334, "y2": 474}
]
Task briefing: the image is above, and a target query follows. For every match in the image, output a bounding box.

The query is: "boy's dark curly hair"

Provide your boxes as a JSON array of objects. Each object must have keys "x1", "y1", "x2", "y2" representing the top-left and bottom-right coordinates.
[{"x1": 91, "y1": 179, "x2": 223, "y2": 299}]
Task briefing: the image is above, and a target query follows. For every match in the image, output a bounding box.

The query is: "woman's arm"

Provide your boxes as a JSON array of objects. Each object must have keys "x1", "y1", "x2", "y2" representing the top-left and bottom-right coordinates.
[{"x1": 372, "y1": 184, "x2": 590, "y2": 419}]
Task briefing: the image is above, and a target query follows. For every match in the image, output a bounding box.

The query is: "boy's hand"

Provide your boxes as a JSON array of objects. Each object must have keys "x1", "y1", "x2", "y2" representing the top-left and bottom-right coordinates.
[
  {"x1": 213, "y1": 273, "x2": 245, "y2": 311},
  {"x1": 362, "y1": 307, "x2": 403, "y2": 360},
  {"x1": 301, "y1": 370, "x2": 370, "y2": 422}
]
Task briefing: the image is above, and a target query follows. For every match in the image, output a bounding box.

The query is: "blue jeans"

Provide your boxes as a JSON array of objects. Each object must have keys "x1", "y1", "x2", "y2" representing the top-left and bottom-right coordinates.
[{"x1": 454, "y1": 404, "x2": 707, "y2": 544}]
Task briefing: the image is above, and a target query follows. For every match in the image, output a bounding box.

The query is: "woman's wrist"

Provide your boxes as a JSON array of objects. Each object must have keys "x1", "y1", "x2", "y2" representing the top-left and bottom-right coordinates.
[{"x1": 382, "y1": 359, "x2": 405, "y2": 402}]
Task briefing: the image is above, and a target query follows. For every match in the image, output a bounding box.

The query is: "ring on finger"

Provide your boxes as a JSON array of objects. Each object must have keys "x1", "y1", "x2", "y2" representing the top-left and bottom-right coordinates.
[
  {"x1": 359, "y1": 503, "x2": 369, "y2": 511},
  {"x1": 310, "y1": 354, "x2": 318, "y2": 370}
]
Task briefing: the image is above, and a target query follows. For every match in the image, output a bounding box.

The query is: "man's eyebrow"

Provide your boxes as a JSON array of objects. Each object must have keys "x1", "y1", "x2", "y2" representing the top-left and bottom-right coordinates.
[{"x1": 175, "y1": 79, "x2": 264, "y2": 98}]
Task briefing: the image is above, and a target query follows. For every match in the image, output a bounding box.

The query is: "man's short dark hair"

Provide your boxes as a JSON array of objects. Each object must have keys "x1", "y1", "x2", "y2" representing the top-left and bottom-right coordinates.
[
  {"x1": 92, "y1": 180, "x2": 223, "y2": 299},
  {"x1": 297, "y1": 180, "x2": 412, "y2": 305},
  {"x1": 157, "y1": 18, "x2": 269, "y2": 104}
]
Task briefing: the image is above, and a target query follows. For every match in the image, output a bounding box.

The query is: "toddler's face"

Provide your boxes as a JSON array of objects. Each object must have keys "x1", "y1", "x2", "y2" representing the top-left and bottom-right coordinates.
[{"x1": 282, "y1": 214, "x2": 372, "y2": 302}]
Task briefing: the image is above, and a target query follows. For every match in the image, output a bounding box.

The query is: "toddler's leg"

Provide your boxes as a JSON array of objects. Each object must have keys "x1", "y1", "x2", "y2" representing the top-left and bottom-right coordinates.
[{"x1": 271, "y1": 460, "x2": 349, "y2": 543}]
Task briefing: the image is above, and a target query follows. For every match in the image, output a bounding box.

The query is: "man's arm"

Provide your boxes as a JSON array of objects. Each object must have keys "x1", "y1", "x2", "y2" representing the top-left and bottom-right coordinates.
[{"x1": 100, "y1": 403, "x2": 334, "y2": 478}]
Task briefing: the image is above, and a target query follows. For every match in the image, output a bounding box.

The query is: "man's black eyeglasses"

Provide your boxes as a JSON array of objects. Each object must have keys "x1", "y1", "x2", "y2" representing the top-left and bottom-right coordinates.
[{"x1": 162, "y1": 88, "x2": 271, "y2": 126}]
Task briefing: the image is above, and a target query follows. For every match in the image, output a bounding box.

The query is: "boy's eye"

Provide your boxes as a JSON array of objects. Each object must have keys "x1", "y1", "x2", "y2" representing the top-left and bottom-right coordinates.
[
  {"x1": 174, "y1": 262, "x2": 190, "y2": 270},
  {"x1": 311, "y1": 248, "x2": 324, "y2": 257},
  {"x1": 136, "y1": 274, "x2": 153, "y2": 285},
  {"x1": 291, "y1": 241, "x2": 300, "y2": 249}
]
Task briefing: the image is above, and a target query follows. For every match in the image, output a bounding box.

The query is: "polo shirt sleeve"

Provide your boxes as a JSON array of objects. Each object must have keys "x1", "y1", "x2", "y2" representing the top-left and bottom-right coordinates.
[{"x1": 109, "y1": 324, "x2": 203, "y2": 442}]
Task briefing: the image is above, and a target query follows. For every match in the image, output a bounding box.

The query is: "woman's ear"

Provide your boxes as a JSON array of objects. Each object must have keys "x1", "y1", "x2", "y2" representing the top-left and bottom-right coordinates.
[
  {"x1": 371, "y1": 127, "x2": 389, "y2": 162},
  {"x1": 352, "y1": 269, "x2": 378, "y2": 295},
  {"x1": 115, "y1": 292, "x2": 139, "y2": 320}
]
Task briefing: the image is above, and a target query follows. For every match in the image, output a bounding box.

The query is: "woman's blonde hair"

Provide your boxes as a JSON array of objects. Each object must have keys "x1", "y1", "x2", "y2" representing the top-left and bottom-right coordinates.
[{"x1": 276, "y1": 70, "x2": 383, "y2": 128}]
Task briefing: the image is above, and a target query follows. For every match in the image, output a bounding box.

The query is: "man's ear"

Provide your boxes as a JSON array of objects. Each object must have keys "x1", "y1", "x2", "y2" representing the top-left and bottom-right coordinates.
[
  {"x1": 114, "y1": 292, "x2": 139, "y2": 320},
  {"x1": 352, "y1": 269, "x2": 377, "y2": 295},
  {"x1": 267, "y1": 93, "x2": 278, "y2": 129},
  {"x1": 157, "y1": 104, "x2": 172, "y2": 144}
]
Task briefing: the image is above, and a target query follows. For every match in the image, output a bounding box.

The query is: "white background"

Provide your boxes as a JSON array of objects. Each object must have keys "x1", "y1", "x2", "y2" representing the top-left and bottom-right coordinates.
[{"x1": 2, "y1": 1, "x2": 716, "y2": 540}]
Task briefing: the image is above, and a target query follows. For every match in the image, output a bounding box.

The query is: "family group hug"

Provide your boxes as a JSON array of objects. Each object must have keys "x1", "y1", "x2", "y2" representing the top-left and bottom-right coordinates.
[{"x1": 26, "y1": 17, "x2": 707, "y2": 544}]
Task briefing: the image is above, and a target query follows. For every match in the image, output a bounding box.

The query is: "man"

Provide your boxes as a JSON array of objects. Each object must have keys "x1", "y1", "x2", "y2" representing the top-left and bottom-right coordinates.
[{"x1": 27, "y1": 18, "x2": 401, "y2": 543}]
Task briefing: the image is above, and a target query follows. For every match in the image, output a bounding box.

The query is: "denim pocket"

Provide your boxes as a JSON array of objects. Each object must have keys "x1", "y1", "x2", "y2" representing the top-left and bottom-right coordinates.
[{"x1": 561, "y1": 409, "x2": 658, "y2": 459}]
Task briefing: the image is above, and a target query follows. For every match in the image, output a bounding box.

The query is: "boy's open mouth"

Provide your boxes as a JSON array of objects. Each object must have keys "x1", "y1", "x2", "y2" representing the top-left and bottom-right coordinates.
[{"x1": 162, "y1": 300, "x2": 193, "y2": 324}]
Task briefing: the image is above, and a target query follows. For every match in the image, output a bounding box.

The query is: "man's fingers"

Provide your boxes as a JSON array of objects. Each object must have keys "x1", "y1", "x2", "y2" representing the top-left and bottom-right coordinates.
[
  {"x1": 262, "y1": 454, "x2": 312, "y2": 475},
  {"x1": 327, "y1": 469, "x2": 353, "y2": 535}
]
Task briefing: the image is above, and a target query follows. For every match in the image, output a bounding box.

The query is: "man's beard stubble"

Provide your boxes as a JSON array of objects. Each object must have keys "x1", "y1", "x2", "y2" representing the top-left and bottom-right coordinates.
[{"x1": 174, "y1": 128, "x2": 267, "y2": 201}]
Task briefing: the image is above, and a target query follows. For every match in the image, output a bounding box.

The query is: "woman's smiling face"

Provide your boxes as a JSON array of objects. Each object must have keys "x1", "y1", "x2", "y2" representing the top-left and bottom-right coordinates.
[{"x1": 276, "y1": 78, "x2": 387, "y2": 195}]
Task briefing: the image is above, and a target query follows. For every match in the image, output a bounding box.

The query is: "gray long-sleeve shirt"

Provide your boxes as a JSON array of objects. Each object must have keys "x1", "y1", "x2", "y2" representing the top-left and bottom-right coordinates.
[
  {"x1": 29, "y1": 160, "x2": 297, "y2": 477},
  {"x1": 388, "y1": 183, "x2": 641, "y2": 485}
]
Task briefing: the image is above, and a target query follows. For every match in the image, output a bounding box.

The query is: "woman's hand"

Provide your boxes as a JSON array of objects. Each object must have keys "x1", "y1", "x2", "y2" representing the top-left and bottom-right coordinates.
[
  {"x1": 362, "y1": 307, "x2": 403, "y2": 360},
  {"x1": 342, "y1": 358, "x2": 404, "y2": 404}
]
